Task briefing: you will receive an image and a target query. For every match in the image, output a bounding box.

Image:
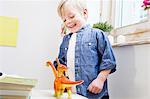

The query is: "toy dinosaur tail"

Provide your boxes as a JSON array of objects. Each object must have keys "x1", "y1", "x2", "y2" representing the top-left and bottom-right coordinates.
[
  {"x1": 61, "y1": 76, "x2": 84, "y2": 87},
  {"x1": 46, "y1": 60, "x2": 58, "y2": 78}
]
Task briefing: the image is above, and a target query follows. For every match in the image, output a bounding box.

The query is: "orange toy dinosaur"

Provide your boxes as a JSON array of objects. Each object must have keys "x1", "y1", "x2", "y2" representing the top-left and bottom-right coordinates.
[{"x1": 46, "y1": 58, "x2": 84, "y2": 98}]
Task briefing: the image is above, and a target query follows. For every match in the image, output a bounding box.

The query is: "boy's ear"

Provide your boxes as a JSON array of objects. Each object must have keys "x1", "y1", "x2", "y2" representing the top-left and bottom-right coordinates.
[
  {"x1": 83, "y1": 9, "x2": 88, "y2": 19},
  {"x1": 83, "y1": 9, "x2": 88, "y2": 15}
]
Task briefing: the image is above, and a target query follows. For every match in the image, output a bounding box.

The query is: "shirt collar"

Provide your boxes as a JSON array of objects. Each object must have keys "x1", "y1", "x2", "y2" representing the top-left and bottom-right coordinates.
[
  {"x1": 68, "y1": 24, "x2": 91, "y2": 36},
  {"x1": 76, "y1": 24, "x2": 91, "y2": 33}
]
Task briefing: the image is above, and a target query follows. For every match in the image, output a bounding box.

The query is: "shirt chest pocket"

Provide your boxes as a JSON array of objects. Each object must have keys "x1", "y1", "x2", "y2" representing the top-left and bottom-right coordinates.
[{"x1": 82, "y1": 41, "x2": 97, "y2": 52}]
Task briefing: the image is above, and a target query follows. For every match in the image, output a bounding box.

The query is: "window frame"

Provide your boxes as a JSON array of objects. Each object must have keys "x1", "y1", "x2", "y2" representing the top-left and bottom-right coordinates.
[{"x1": 109, "y1": 0, "x2": 150, "y2": 45}]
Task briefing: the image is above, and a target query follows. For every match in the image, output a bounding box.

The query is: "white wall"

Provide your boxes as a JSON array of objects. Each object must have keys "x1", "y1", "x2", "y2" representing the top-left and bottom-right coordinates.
[
  {"x1": 87, "y1": 0, "x2": 100, "y2": 24},
  {"x1": 109, "y1": 44, "x2": 150, "y2": 99},
  {"x1": 0, "y1": 0, "x2": 100, "y2": 89},
  {"x1": 0, "y1": 0, "x2": 62, "y2": 89}
]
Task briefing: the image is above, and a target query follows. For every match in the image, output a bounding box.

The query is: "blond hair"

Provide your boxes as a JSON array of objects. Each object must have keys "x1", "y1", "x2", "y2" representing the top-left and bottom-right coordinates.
[{"x1": 57, "y1": 0, "x2": 87, "y2": 18}]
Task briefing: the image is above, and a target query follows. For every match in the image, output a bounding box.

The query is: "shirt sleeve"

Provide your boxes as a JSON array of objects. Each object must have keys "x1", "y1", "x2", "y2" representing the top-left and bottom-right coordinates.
[{"x1": 96, "y1": 30, "x2": 116, "y2": 73}]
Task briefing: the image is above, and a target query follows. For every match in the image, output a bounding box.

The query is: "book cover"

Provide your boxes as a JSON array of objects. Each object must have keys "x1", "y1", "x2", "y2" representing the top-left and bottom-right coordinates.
[
  {"x1": 0, "y1": 74, "x2": 38, "y2": 91},
  {"x1": 0, "y1": 83, "x2": 33, "y2": 91},
  {"x1": 0, "y1": 90, "x2": 31, "y2": 99},
  {"x1": 0, "y1": 95, "x2": 30, "y2": 99},
  {"x1": 0, "y1": 74, "x2": 37, "y2": 86}
]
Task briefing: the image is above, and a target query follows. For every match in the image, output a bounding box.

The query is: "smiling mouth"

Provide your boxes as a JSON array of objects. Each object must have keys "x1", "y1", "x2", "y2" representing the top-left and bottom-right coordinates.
[{"x1": 68, "y1": 23, "x2": 76, "y2": 28}]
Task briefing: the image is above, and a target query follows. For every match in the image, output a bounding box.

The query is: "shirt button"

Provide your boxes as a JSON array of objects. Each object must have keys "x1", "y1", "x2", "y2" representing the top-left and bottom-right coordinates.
[
  {"x1": 75, "y1": 72, "x2": 79, "y2": 76},
  {"x1": 78, "y1": 69, "x2": 80, "y2": 73},
  {"x1": 88, "y1": 42, "x2": 91, "y2": 46},
  {"x1": 76, "y1": 46, "x2": 79, "y2": 50},
  {"x1": 65, "y1": 48, "x2": 67, "y2": 50},
  {"x1": 76, "y1": 59, "x2": 78, "y2": 63},
  {"x1": 77, "y1": 88, "x2": 80, "y2": 92}
]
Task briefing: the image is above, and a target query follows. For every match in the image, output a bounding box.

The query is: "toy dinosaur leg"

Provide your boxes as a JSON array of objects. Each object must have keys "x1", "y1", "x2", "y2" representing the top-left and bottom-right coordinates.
[
  {"x1": 55, "y1": 88, "x2": 61, "y2": 98},
  {"x1": 56, "y1": 91, "x2": 61, "y2": 98},
  {"x1": 66, "y1": 87, "x2": 72, "y2": 99},
  {"x1": 54, "y1": 84, "x2": 57, "y2": 97},
  {"x1": 60, "y1": 87, "x2": 65, "y2": 95},
  {"x1": 54, "y1": 85, "x2": 61, "y2": 98},
  {"x1": 54, "y1": 89, "x2": 61, "y2": 98},
  {"x1": 54, "y1": 89, "x2": 59, "y2": 97}
]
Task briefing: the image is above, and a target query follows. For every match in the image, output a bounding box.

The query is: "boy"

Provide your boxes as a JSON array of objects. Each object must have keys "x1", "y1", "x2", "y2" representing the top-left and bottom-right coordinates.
[{"x1": 55, "y1": 0, "x2": 116, "y2": 99}]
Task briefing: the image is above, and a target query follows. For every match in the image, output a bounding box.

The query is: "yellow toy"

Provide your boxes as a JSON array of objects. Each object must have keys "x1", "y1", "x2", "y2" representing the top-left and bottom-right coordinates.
[{"x1": 46, "y1": 58, "x2": 84, "y2": 98}]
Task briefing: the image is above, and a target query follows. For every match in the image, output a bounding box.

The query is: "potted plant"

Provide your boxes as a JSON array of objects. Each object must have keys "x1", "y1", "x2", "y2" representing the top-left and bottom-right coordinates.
[
  {"x1": 93, "y1": 21, "x2": 113, "y2": 35},
  {"x1": 141, "y1": 0, "x2": 150, "y2": 17},
  {"x1": 93, "y1": 21, "x2": 114, "y2": 44},
  {"x1": 141, "y1": 0, "x2": 150, "y2": 10}
]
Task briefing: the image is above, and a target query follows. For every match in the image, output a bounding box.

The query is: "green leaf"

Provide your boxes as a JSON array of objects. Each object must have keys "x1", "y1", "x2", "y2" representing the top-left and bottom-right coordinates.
[{"x1": 93, "y1": 21, "x2": 113, "y2": 33}]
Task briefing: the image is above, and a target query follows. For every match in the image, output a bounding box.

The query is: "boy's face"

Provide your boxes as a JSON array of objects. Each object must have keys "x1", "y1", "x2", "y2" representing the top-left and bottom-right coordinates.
[{"x1": 61, "y1": 4, "x2": 87, "y2": 33}]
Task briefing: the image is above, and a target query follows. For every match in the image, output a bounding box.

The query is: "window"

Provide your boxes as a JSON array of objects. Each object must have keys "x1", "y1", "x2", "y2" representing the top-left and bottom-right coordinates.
[
  {"x1": 115, "y1": 0, "x2": 148, "y2": 28},
  {"x1": 110, "y1": 0, "x2": 150, "y2": 45}
]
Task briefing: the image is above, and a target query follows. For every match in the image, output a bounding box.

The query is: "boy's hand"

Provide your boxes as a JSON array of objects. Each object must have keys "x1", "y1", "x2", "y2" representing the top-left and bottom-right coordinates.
[
  {"x1": 87, "y1": 77, "x2": 104, "y2": 94},
  {"x1": 87, "y1": 70, "x2": 111, "y2": 94}
]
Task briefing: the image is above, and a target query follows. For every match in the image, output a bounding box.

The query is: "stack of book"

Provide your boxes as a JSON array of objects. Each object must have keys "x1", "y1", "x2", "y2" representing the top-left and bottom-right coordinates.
[{"x1": 0, "y1": 73, "x2": 38, "y2": 99}]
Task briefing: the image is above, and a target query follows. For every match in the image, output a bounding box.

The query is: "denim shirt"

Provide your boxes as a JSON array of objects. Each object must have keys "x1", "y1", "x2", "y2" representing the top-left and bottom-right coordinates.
[{"x1": 55, "y1": 24, "x2": 116, "y2": 99}]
